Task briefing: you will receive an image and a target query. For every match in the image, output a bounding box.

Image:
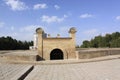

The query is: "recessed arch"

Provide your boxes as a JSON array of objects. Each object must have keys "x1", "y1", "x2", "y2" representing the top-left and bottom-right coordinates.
[{"x1": 50, "y1": 48, "x2": 63, "y2": 60}]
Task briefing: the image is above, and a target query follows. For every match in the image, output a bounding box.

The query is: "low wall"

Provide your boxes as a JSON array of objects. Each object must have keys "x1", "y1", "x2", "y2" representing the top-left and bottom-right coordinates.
[
  {"x1": 0, "y1": 50, "x2": 38, "y2": 61},
  {"x1": 0, "y1": 54, "x2": 37, "y2": 61},
  {"x1": 77, "y1": 48, "x2": 120, "y2": 59}
]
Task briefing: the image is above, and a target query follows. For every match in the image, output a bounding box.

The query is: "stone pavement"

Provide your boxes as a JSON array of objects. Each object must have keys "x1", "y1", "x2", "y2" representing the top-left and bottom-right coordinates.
[
  {"x1": 0, "y1": 63, "x2": 32, "y2": 80},
  {"x1": 25, "y1": 59, "x2": 120, "y2": 80},
  {"x1": 0, "y1": 55, "x2": 120, "y2": 80}
]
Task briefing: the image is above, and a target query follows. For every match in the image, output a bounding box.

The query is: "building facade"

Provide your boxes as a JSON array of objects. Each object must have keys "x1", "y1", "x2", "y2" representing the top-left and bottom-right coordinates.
[{"x1": 35, "y1": 27, "x2": 77, "y2": 60}]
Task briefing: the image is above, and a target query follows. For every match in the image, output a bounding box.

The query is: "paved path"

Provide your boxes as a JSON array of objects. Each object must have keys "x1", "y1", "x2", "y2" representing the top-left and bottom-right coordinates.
[
  {"x1": 0, "y1": 64, "x2": 32, "y2": 80},
  {"x1": 0, "y1": 55, "x2": 120, "y2": 80},
  {"x1": 25, "y1": 59, "x2": 120, "y2": 80}
]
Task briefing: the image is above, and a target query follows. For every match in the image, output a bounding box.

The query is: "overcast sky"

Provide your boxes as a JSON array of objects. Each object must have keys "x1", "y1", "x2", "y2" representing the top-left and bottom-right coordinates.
[{"x1": 0, "y1": 0, "x2": 120, "y2": 45}]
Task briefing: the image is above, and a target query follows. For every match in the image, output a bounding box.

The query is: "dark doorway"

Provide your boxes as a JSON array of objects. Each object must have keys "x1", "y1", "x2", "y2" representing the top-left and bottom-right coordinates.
[{"x1": 50, "y1": 49, "x2": 63, "y2": 60}]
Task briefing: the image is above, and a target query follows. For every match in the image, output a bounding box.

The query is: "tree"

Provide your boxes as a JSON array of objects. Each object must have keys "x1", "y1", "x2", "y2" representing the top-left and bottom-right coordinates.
[
  {"x1": 105, "y1": 34, "x2": 112, "y2": 47},
  {"x1": 81, "y1": 40, "x2": 90, "y2": 48},
  {"x1": 90, "y1": 39, "x2": 98, "y2": 48},
  {"x1": 80, "y1": 32, "x2": 120, "y2": 48},
  {"x1": 111, "y1": 32, "x2": 120, "y2": 40},
  {"x1": 0, "y1": 36, "x2": 33, "y2": 50}
]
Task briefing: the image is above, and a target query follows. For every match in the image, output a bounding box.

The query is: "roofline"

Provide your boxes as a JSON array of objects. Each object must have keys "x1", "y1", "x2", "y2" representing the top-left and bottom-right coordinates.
[{"x1": 43, "y1": 37, "x2": 72, "y2": 39}]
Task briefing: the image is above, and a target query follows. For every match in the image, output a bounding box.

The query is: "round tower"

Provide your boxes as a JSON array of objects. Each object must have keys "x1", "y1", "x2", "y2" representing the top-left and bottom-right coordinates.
[
  {"x1": 68, "y1": 27, "x2": 77, "y2": 58},
  {"x1": 36, "y1": 28, "x2": 44, "y2": 59},
  {"x1": 69, "y1": 27, "x2": 77, "y2": 40}
]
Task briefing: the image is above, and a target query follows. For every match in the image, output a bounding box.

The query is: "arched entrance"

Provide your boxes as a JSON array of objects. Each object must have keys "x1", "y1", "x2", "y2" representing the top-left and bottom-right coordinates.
[{"x1": 50, "y1": 49, "x2": 63, "y2": 60}]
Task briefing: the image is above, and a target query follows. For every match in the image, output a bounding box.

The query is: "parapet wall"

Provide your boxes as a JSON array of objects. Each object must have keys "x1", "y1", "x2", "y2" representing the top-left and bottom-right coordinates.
[
  {"x1": 0, "y1": 50, "x2": 37, "y2": 61},
  {"x1": 0, "y1": 54, "x2": 37, "y2": 61},
  {"x1": 76, "y1": 48, "x2": 120, "y2": 59}
]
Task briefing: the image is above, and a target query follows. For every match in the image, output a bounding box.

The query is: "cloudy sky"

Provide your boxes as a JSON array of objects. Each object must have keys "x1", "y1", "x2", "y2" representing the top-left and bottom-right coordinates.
[{"x1": 0, "y1": 0, "x2": 120, "y2": 45}]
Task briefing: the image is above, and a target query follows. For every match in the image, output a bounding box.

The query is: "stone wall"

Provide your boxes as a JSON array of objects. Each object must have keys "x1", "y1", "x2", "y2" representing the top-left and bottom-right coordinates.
[
  {"x1": 76, "y1": 48, "x2": 120, "y2": 59},
  {"x1": 42, "y1": 38, "x2": 76, "y2": 60},
  {"x1": 0, "y1": 50, "x2": 37, "y2": 61},
  {"x1": 0, "y1": 54, "x2": 37, "y2": 61},
  {"x1": 36, "y1": 27, "x2": 77, "y2": 60}
]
